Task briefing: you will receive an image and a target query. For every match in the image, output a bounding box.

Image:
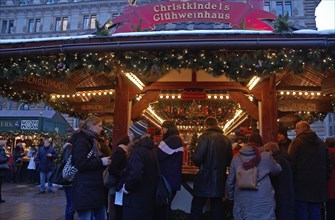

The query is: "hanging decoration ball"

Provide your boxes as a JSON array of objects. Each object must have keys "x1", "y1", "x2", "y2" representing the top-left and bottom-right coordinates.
[{"x1": 57, "y1": 62, "x2": 66, "y2": 70}]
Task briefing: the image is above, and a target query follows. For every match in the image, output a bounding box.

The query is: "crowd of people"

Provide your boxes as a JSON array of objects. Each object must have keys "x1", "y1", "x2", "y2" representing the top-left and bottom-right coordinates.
[{"x1": 0, "y1": 116, "x2": 335, "y2": 220}]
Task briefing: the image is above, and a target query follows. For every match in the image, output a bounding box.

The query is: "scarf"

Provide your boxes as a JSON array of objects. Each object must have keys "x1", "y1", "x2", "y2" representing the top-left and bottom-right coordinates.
[
  {"x1": 82, "y1": 129, "x2": 101, "y2": 157},
  {"x1": 242, "y1": 142, "x2": 261, "y2": 170}
]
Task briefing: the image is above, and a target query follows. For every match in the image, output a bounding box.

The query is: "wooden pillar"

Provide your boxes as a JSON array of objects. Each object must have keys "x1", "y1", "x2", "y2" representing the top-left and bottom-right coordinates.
[
  {"x1": 259, "y1": 76, "x2": 278, "y2": 143},
  {"x1": 112, "y1": 75, "x2": 130, "y2": 149}
]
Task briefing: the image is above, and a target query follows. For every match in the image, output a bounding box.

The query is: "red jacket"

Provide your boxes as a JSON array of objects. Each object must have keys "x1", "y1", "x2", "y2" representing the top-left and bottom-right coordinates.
[{"x1": 327, "y1": 147, "x2": 335, "y2": 199}]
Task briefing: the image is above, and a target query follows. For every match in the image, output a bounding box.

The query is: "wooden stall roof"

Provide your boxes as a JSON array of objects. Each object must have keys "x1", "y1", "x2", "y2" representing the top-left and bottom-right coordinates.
[{"x1": 0, "y1": 30, "x2": 334, "y2": 127}]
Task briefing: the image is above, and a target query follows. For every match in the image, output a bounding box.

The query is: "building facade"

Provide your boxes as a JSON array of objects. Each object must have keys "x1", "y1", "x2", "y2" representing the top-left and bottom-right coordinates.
[{"x1": 0, "y1": 0, "x2": 321, "y2": 39}]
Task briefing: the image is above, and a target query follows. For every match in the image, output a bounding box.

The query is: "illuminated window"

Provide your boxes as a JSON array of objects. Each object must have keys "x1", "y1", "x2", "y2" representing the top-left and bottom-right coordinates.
[
  {"x1": 28, "y1": 19, "x2": 34, "y2": 33},
  {"x1": 83, "y1": 14, "x2": 97, "y2": 29},
  {"x1": 55, "y1": 17, "x2": 68, "y2": 31},
  {"x1": 28, "y1": 18, "x2": 41, "y2": 33}
]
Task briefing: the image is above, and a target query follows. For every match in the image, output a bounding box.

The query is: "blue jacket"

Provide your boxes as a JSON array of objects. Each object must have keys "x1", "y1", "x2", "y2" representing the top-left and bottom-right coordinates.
[{"x1": 35, "y1": 146, "x2": 57, "y2": 172}]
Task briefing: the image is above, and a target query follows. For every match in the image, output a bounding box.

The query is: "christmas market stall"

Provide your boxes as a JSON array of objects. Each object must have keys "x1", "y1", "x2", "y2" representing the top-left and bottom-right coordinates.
[{"x1": 1, "y1": 0, "x2": 335, "y2": 213}]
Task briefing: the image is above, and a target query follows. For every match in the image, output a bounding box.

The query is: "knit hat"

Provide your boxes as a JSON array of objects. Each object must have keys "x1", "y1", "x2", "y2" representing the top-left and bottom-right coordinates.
[{"x1": 129, "y1": 120, "x2": 148, "y2": 137}]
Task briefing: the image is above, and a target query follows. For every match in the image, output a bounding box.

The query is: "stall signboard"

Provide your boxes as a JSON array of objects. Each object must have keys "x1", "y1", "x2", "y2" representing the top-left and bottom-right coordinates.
[
  {"x1": 71, "y1": 102, "x2": 114, "y2": 113},
  {"x1": 0, "y1": 117, "x2": 67, "y2": 134},
  {"x1": 181, "y1": 91, "x2": 207, "y2": 100},
  {"x1": 278, "y1": 99, "x2": 332, "y2": 112},
  {"x1": 15, "y1": 75, "x2": 75, "y2": 95},
  {"x1": 111, "y1": 0, "x2": 277, "y2": 33},
  {"x1": 0, "y1": 119, "x2": 39, "y2": 131}
]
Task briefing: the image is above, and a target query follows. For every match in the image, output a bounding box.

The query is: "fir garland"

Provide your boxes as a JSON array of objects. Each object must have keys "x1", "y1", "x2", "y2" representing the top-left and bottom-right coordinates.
[{"x1": 0, "y1": 49, "x2": 333, "y2": 82}]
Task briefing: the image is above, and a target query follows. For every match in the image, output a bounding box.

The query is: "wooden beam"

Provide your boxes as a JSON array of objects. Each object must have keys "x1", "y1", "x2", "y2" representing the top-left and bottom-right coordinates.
[
  {"x1": 143, "y1": 81, "x2": 249, "y2": 93},
  {"x1": 131, "y1": 91, "x2": 161, "y2": 120},
  {"x1": 228, "y1": 91, "x2": 259, "y2": 121},
  {"x1": 112, "y1": 75, "x2": 130, "y2": 149}
]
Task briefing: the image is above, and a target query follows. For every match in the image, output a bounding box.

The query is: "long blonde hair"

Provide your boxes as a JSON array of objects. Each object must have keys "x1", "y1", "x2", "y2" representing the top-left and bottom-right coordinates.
[{"x1": 82, "y1": 116, "x2": 102, "y2": 130}]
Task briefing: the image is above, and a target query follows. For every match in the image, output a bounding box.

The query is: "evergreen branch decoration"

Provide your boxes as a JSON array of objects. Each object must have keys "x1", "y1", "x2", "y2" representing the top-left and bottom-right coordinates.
[
  {"x1": 273, "y1": 13, "x2": 294, "y2": 33},
  {"x1": 96, "y1": 20, "x2": 111, "y2": 36},
  {"x1": 1, "y1": 49, "x2": 333, "y2": 83}
]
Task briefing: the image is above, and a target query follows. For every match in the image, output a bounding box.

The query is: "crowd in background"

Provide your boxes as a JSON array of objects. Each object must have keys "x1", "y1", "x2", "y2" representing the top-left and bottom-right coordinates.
[{"x1": 0, "y1": 116, "x2": 335, "y2": 220}]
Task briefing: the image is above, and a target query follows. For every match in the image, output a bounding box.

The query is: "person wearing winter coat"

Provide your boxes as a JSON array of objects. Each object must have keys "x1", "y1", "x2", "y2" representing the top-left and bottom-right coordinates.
[
  {"x1": 121, "y1": 120, "x2": 157, "y2": 220},
  {"x1": 27, "y1": 146, "x2": 38, "y2": 184},
  {"x1": 264, "y1": 142, "x2": 295, "y2": 220},
  {"x1": 156, "y1": 120, "x2": 184, "y2": 220},
  {"x1": 107, "y1": 135, "x2": 130, "y2": 220},
  {"x1": 325, "y1": 137, "x2": 335, "y2": 220},
  {"x1": 0, "y1": 140, "x2": 10, "y2": 203},
  {"x1": 288, "y1": 121, "x2": 328, "y2": 220},
  {"x1": 190, "y1": 116, "x2": 233, "y2": 220},
  {"x1": 11, "y1": 142, "x2": 26, "y2": 183},
  {"x1": 226, "y1": 133, "x2": 282, "y2": 220},
  {"x1": 35, "y1": 139, "x2": 57, "y2": 193},
  {"x1": 278, "y1": 127, "x2": 291, "y2": 152},
  {"x1": 70, "y1": 116, "x2": 111, "y2": 220},
  {"x1": 62, "y1": 142, "x2": 75, "y2": 220}
]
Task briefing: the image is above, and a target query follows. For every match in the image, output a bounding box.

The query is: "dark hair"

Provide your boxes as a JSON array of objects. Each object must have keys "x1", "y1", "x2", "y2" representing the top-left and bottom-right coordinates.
[
  {"x1": 205, "y1": 116, "x2": 218, "y2": 127},
  {"x1": 248, "y1": 133, "x2": 263, "y2": 147},
  {"x1": 162, "y1": 120, "x2": 179, "y2": 139},
  {"x1": 117, "y1": 136, "x2": 130, "y2": 146},
  {"x1": 242, "y1": 133, "x2": 263, "y2": 170}
]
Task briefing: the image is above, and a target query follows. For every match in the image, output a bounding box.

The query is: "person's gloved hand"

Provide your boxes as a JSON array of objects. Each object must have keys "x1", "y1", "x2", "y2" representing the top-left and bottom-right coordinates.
[{"x1": 101, "y1": 157, "x2": 110, "y2": 166}]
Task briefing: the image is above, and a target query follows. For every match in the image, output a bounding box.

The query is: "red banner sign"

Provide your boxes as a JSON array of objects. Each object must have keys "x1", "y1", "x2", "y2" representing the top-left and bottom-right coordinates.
[
  {"x1": 181, "y1": 92, "x2": 207, "y2": 100},
  {"x1": 111, "y1": 0, "x2": 276, "y2": 33}
]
